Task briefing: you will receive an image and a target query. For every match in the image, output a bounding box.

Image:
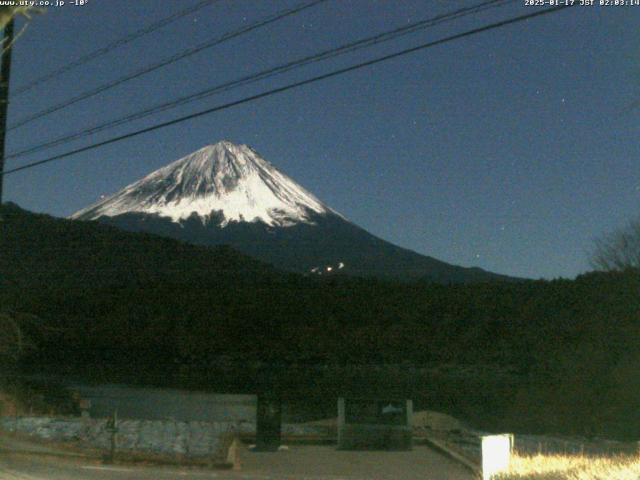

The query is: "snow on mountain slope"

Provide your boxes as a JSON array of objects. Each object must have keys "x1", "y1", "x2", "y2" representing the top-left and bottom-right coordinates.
[
  {"x1": 71, "y1": 141, "x2": 338, "y2": 227},
  {"x1": 70, "y1": 140, "x2": 517, "y2": 282}
]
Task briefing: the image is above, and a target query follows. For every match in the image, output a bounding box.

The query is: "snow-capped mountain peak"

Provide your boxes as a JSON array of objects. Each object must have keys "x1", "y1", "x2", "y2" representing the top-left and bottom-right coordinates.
[{"x1": 71, "y1": 141, "x2": 337, "y2": 227}]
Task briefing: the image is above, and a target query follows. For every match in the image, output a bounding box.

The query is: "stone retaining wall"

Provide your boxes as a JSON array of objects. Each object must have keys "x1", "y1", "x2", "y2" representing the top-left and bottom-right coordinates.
[{"x1": 0, "y1": 416, "x2": 329, "y2": 459}]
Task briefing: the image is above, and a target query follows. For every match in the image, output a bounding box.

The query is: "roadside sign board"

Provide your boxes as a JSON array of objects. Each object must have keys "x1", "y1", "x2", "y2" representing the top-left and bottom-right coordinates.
[{"x1": 338, "y1": 397, "x2": 412, "y2": 450}]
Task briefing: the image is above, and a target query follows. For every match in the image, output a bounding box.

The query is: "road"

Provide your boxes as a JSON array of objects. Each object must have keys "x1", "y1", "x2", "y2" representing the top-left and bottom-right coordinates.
[
  {"x1": 0, "y1": 453, "x2": 237, "y2": 480},
  {"x1": 0, "y1": 444, "x2": 475, "y2": 480}
]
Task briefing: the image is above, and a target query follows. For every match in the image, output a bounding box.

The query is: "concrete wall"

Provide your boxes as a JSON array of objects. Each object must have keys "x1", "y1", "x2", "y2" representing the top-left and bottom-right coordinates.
[{"x1": 0, "y1": 416, "x2": 329, "y2": 459}]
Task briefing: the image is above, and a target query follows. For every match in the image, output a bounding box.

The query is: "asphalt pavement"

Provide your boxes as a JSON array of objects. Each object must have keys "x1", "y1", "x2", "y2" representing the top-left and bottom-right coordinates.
[{"x1": 0, "y1": 435, "x2": 474, "y2": 480}]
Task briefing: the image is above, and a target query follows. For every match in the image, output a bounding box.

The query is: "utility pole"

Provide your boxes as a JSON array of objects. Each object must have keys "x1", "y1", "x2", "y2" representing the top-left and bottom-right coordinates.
[{"x1": 0, "y1": 18, "x2": 14, "y2": 204}]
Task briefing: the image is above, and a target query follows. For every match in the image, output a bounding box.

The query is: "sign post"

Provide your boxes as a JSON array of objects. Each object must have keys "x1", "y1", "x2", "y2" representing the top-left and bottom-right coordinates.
[
  {"x1": 337, "y1": 397, "x2": 413, "y2": 450},
  {"x1": 255, "y1": 394, "x2": 282, "y2": 452},
  {"x1": 104, "y1": 410, "x2": 118, "y2": 464}
]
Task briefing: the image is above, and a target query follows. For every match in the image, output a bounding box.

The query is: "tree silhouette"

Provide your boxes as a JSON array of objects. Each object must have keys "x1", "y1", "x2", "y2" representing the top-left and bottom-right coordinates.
[{"x1": 591, "y1": 218, "x2": 640, "y2": 271}]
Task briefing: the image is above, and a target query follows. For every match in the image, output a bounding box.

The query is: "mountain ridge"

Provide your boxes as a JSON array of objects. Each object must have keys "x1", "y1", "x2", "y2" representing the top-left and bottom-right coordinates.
[
  {"x1": 72, "y1": 141, "x2": 517, "y2": 283},
  {"x1": 72, "y1": 141, "x2": 337, "y2": 228}
]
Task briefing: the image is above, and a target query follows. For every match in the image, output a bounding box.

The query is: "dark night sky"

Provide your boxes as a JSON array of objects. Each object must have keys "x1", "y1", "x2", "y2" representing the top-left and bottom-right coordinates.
[{"x1": 4, "y1": 0, "x2": 639, "y2": 279}]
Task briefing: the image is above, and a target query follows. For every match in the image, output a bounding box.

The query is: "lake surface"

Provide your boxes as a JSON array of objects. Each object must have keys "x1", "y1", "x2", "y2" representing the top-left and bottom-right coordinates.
[{"x1": 67, "y1": 382, "x2": 256, "y2": 423}]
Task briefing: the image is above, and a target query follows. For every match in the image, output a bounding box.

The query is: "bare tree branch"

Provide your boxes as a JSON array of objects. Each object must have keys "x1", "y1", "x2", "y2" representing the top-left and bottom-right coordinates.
[
  {"x1": 0, "y1": 312, "x2": 23, "y2": 362},
  {"x1": 590, "y1": 218, "x2": 640, "y2": 271},
  {"x1": 0, "y1": 7, "x2": 44, "y2": 30}
]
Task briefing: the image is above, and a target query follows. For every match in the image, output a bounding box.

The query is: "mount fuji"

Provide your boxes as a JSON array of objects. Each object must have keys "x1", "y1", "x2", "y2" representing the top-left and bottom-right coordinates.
[{"x1": 72, "y1": 141, "x2": 512, "y2": 283}]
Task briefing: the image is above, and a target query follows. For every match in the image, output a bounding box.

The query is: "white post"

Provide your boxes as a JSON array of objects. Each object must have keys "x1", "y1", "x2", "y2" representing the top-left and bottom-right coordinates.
[
  {"x1": 481, "y1": 434, "x2": 513, "y2": 480},
  {"x1": 406, "y1": 399, "x2": 413, "y2": 426},
  {"x1": 337, "y1": 398, "x2": 345, "y2": 448}
]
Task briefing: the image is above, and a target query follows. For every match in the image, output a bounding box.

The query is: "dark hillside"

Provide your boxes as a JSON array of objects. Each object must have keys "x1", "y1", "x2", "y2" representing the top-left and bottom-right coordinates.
[{"x1": 2, "y1": 203, "x2": 639, "y2": 439}]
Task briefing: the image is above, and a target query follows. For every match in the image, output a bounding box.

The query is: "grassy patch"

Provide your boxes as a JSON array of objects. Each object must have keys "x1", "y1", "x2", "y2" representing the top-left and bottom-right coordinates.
[{"x1": 496, "y1": 452, "x2": 640, "y2": 480}]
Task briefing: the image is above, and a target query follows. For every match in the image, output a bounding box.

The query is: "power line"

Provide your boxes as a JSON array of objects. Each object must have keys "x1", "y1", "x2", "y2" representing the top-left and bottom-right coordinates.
[
  {"x1": 0, "y1": 18, "x2": 13, "y2": 203},
  {"x1": 2, "y1": 5, "x2": 573, "y2": 178},
  {"x1": 12, "y1": 0, "x2": 221, "y2": 97},
  {"x1": 8, "y1": 0, "x2": 327, "y2": 131},
  {"x1": 8, "y1": 0, "x2": 512, "y2": 160},
  {"x1": 7, "y1": 0, "x2": 515, "y2": 161}
]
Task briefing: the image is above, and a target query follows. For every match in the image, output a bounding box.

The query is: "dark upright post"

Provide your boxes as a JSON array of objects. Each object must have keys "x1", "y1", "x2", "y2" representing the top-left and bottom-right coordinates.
[
  {"x1": 255, "y1": 393, "x2": 282, "y2": 451},
  {"x1": 0, "y1": 18, "x2": 13, "y2": 204}
]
